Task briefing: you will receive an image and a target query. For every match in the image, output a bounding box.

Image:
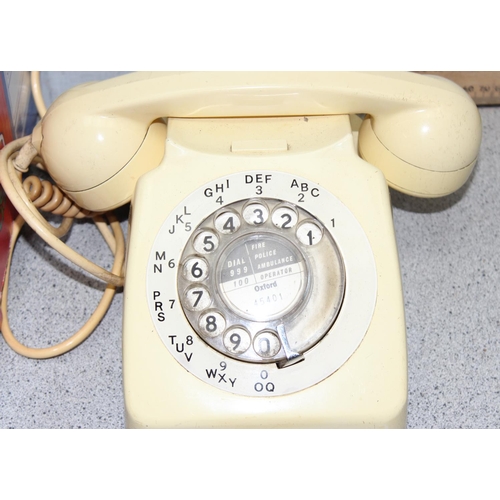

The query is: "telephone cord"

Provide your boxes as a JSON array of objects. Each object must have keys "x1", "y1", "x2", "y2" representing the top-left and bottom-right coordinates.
[
  {"x1": 0, "y1": 137, "x2": 126, "y2": 358},
  {"x1": 30, "y1": 71, "x2": 47, "y2": 119},
  {"x1": 23, "y1": 175, "x2": 92, "y2": 219},
  {"x1": 0, "y1": 211, "x2": 125, "y2": 358},
  {"x1": 0, "y1": 136, "x2": 124, "y2": 287},
  {"x1": 0, "y1": 73, "x2": 126, "y2": 358}
]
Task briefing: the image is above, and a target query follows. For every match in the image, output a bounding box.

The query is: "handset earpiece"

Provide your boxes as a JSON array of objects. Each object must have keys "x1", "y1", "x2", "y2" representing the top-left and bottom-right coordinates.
[
  {"x1": 358, "y1": 76, "x2": 482, "y2": 197},
  {"x1": 31, "y1": 113, "x2": 168, "y2": 212}
]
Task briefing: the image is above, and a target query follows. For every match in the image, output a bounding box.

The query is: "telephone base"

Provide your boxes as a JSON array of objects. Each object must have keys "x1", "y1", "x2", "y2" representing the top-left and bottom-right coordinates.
[{"x1": 123, "y1": 115, "x2": 407, "y2": 429}]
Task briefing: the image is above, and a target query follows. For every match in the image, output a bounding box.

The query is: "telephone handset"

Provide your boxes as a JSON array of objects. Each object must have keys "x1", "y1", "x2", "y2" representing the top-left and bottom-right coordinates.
[
  {"x1": 0, "y1": 72, "x2": 481, "y2": 428},
  {"x1": 30, "y1": 72, "x2": 481, "y2": 211}
]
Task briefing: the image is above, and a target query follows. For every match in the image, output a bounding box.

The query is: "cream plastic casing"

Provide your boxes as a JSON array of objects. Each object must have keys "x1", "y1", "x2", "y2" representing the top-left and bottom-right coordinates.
[
  {"x1": 123, "y1": 114, "x2": 408, "y2": 428},
  {"x1": 31, "y1": 72, "x2": 481, "y2": 212}
]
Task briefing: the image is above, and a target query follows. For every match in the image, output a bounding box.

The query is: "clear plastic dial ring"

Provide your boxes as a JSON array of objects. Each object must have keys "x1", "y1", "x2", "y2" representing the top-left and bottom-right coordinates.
[{"x1": 177, "y1": 198, "x2": 345, "y2": 365}]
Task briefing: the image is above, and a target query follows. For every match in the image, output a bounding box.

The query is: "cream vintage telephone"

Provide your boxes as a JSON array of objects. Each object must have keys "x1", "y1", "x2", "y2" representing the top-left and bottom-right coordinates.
[{"x1": 0, "y1": 72, "x2": 482, "y2": 428}]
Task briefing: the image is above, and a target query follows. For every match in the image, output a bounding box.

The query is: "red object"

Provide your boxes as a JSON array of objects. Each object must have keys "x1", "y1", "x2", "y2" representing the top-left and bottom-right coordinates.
[
  {"x1": 0, "y1": 75, "x2": 18, "y2": 323},
  {"x1": 0, "y1": 76, "x2": 13, "y2": 146}
]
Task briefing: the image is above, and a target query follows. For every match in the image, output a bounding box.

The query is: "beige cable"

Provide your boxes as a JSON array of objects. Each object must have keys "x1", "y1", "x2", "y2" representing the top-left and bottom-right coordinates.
[
  {"x1": 0, "y1": 137, "x2": 124, "y2": 287},
  {"x1": 0, "y1": 73, "x2": 127, "y2": 358},
  {"x1": 94, "y1": 216, "x2": 118, "y2": 254},
  {"x1": 23, "y1": 175, "x2": 91, "y2": 219},
  {"x1": 0, "y1": 212, "x2": 125, "y2": 358},
  {"x1": 30, "y1": 71, "x2": 47, "y2": 118}
]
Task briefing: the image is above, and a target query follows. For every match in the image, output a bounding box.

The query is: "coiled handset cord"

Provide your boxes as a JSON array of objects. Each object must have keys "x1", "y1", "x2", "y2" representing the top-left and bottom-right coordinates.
[{"x1": 0, "y1": 75, "x2": 126, "y2": 358}]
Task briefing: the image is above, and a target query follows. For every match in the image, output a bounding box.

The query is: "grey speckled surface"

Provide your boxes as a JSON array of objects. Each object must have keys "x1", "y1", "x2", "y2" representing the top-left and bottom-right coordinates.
[{"x1": 1, "y1": 72, "x2": 499, "y2": 428}]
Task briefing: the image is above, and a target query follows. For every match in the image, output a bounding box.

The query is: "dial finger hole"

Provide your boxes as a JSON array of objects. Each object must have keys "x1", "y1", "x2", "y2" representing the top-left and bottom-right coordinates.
[
  {"x1": 272, "y1": 205, "x2": 298, "y2": 229},
  {"x1": 199, "y1": 311, "x2": 226, "y2": 338},
  {"x1": 215, "y1": 211, "x2": 241, "y2": 234},
  {"x1": 183, "y1": 256, "x2": 209, "y2": 282},
  {"x1": 253, "y1": 330, "x2": 281, "y2": 358},
  {"x1": 183, "y1": 285, "x2": 211, "y2": 311},
  {"x1": 243, "y1": 202, "x2": 269, "y2": 226},
  {"x1": 296, "y1": 221, "x2": 323, "y2": 246},
  {"x1": 223, "y1": 327, "x2": 251, "y2": 354},
  {"x1": 193, "y1": 230, "x2": 219, "y2": 254}
]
